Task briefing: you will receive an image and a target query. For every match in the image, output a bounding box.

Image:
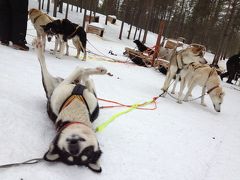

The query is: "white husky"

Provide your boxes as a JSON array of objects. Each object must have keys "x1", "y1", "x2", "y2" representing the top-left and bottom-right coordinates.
[
  {"x1": 177, "y1": 62, "x2": 225, "y2": 112},
  {"x1": 161, "y1": 46, "x2": 207, "y2": 95},
  {"x1": 32, "y1": 38, "x2": 107, "y2": 173}
]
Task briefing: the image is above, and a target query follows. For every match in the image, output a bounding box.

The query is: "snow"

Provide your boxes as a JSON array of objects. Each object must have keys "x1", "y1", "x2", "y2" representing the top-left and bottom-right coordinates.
[
  {"x1": 89, "y1": 22, "x2": 105, "y2": 29},
  {"x1": 0, "y1": 1, "x2": 240, "y2": 180}
]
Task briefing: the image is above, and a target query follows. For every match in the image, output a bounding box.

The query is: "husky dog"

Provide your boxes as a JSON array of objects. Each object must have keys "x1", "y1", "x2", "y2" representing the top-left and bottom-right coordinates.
[
  {"x1": 29, "y1": 8, "x2": 66, "y2": 55},
  {"x1": 177, "y1": 62, "x2": 224, "y2": 112},
  {"x1": 161, "y1": 46, "x2": 207, "y2": 95},
  {"x1": 29, "y1": 8, "x2": 54, "y2": 50},
  {"x1": 32, "y1": 38, "x2": 106, "y2": 173},
  {"x1": 42, "y1": 19, "x2": 87, "y2": 60}
]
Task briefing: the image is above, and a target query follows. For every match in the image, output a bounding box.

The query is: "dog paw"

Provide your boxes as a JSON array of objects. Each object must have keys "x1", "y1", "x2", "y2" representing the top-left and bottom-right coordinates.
[
  {"x1": 96, "y1": 67, "x2": 107, "y2": 74},
  {"x1": 171, "y1": 91, "x2": 175, "y2": 94},
  {"x1": 177, "y1": 100, "x2": 182, "y2": 104},
  {"x1": 56, "y1": 54, "x2": 63, "y2": 59},
  {"x1": 183, "y1": 98, "x2": 188, "y2": 102},
  {"x1": 32, "y1": 38, "x2": 43, "y2": 49}
]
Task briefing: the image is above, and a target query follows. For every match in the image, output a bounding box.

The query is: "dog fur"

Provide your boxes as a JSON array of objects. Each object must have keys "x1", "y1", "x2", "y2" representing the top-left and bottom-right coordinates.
[
  {"x1": 29, "y1": 8, "x2": 66, "y2": 55},
  {"x1": 161, "y1": 46, "x2": 207, "y2": 95},
  {"x1": 42, "y1": 19, "x2": 87, "y2": 60},
  {"x1": 32, "y1": 38, "x2": 106, "y2": 173},
  {"x1": 133, "y1": 40, "x2": 154, "y2": 55},
  {"x1": 28, "y1": 8, "x2": 54, "y2": 49},
  {"x1": 177, "y1": 62, "x2": 224, "y2": 112}
]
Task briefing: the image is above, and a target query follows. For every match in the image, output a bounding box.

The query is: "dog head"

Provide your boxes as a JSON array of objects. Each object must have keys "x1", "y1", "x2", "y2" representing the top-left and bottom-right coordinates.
[
  {"x1": 41, "y1": 20, "x2": 62, "y2": 42},
  {"x1": 28, "y1": 8, "x2": 38, "y2": 16},
  {"x1": 209, "y1": 87, "x2": 225, "y2": 112},
  {"x1": 180, "y1": 46, "x2": 207, "y2": 65},
  {"x1": 133, "y1": 40, "x2": 148, "y2": 52},
  {"x1": 44, "y1": 122, "x2": 102, "y2": 173}
]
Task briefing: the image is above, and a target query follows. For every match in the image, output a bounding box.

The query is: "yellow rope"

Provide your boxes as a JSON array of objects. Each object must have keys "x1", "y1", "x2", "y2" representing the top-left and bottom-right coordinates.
[{"x1": 95, "y1": 98, "x2": 156, "y2": 132}]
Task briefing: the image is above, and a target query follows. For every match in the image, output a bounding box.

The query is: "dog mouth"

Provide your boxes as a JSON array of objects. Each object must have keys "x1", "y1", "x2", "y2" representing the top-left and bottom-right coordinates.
[{"x1": 67, "y1": 137, "x2": 82, "y2": 156}]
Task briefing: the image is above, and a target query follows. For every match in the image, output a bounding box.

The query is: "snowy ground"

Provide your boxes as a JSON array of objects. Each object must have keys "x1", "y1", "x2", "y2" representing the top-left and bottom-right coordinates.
[{"x1": 0, "y1": 1, "x2": 240, "y2": 180}]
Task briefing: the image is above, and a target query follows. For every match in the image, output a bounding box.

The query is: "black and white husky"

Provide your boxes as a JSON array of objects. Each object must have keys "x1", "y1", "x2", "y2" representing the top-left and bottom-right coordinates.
[
  {"x1": 32, "y1": 38, "x2": 106, "y2": 173},
  {"x1": 42, "y1": 19, "x2": 87, "y2": 60}
]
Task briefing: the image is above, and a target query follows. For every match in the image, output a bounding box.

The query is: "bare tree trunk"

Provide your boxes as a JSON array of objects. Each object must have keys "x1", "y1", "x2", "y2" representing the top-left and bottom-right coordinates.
[
  {"x1": 53, "y1": 0, "x2": 57, "y2": 17},
  {"x1": 39, "y1": 0, "x2": 42, "y2": 10},
  {"x1": 83, "y1": 8, "x2": 87, "y2": 29},
  {"x1": 142, "y1": 0, "x2": 154, "y2": 44},
  {"x1": 59, "y1": 0, "x2": 63, "y2": 13},
  {"x1": 65, "y1": 0, "x2": 69, "y2": 19},
  {"x1": 42, "y1": 0, "x2": 45, "y2": 9},
  {"x1": 133, "y1": 27, "x2": 138, "y2": 40},
  {"x1": 212, "y1": 0, "x2": 237, "y2": 65},
  {"x1": 138, "y1": 29, "x2": 142, "y2": 40},
  {"x1": 105, "y1": 0, "x2": 108, "y2": 25},
  {"x1": 47, "y1": 0, "x2": 50, "y2": 13}
]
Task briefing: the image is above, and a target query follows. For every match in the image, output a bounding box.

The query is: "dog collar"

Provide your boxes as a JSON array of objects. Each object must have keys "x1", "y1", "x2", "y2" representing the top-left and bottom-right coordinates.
[
  {"x1": 33, "y1": 14, "x2": 43, "y2": 23},
  {"x1": 207, "y1": 85, "x2": 219, "y2": 94},
  {"x1": 56, "y1": 121, "x2": 88, "y2": 133}
]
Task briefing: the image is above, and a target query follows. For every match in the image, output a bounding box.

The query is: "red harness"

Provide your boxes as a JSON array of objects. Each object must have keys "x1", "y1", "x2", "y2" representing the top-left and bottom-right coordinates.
[{"x1": 56, "y1": 122, "x2": 88, "y2": 133}]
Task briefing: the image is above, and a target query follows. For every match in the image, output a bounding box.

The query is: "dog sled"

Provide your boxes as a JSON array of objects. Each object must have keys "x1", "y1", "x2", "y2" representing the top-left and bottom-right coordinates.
[{"x1": 124, "y1": 47, "x2": 170, "y2": 71}]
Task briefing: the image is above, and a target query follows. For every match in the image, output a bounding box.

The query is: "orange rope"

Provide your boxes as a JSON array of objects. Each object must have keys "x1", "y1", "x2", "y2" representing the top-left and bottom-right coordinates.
[{"x1": 97, "y1": 97, "x2": 158, "y2": 110}]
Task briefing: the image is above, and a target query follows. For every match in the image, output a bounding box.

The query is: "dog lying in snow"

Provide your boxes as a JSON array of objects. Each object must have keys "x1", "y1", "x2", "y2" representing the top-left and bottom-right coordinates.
[
  {"x1": 41, "y1": 19, "x2": 87, "y2": 60},
  {"x1": 32, "y1": 38, "x2": 106, "y2": 173},
  {"x1": 176, "y1": 62, "x2": 224, "y2": 112}
]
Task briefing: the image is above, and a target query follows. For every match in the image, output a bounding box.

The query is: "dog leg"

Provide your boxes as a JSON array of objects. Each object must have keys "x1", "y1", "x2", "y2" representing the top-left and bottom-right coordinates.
[
  {"x1": 79, "y1": 67, "x2": 107, "y2": 93},
  {"x1": 72, "y1": 38, "x2": 81, "y2": 59},
  {"x1": 177, "y1": 76, "x2": 187, "y2": 104},
  {"x1": 161, "y1": 67, "x2": 177, "y2": 96},
  {"x1": 79, "y1": 41, "x2": 86, "y2": 61},
  {"x1": 52, "y1": 36, "x2": 59, "y2": 55},
  {"x1": 171, "y1": 74, "x2": 179, "y2": 94},
  {"x1": 183, "y1": 79, "x2": 196, "y2": 102},
  {"x1": 42, "y1": 34, "x2": 47, "y2": 51},
  {"x1": 201, "y1": 86, "x2": 207, "y2": 106},
  {"x1": 56, "y1": 41, "x2": 66, "y2": 59},
  {"x1": 65, "y1": 41, "x2": 69, "y2": 56},
  {"x1": 32, "y1": 38, "x2": 63, "y2": 99}
]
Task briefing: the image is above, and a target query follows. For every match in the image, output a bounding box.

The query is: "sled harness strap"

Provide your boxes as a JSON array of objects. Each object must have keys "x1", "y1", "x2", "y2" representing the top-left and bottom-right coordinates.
[{"x1": 69, "y1": 25, "x2": 81, "y2": 38}]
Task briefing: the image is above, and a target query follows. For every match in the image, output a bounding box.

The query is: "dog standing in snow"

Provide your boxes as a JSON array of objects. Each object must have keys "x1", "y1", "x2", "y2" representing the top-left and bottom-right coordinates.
[
  {"x1": 161, "y1": 46, "x2": 207, "y2": 95},
  {"x1": 33, "y1": 38, "x2": 106, "y2": 173},
  {"x1": 42, "y1": 19, "x2": 87, "y2": 60},
  {"x1": 176, "y1": 62, "x2": 225, "y2": 112}
]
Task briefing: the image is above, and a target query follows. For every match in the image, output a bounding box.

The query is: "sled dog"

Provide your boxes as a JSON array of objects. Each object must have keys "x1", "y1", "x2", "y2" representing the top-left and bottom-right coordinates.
[
  {"x1": 29, "y1": 8, "x2": 68, "y2": 56},
  {"x1": 177, "y1": 62, "x2": 224, "y2": 112},
  {"x1": 33, "y1": 38, "x2": 106, "y2": 173},
  {"x1": 29, "y1": 8, "x2": 54, "y2": 50},
  {"x1": 161, "y1": 46, "x2": 207, "y2": 95},
  {"x1": 42, "y1": 19, "x2": 87, "y2": 60}
]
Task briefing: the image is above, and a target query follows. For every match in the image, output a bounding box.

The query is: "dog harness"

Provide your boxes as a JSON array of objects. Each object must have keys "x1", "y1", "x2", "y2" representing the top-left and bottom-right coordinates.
[
  {"x1": 32, "y1": 13, "x2": 52, "y2": 23},
  {"x1": 68, "y1": 25, "x2": 81, "y2": 38},
  {"x1": 59, "y1": 84, "x2": 99, "y2": 123}
]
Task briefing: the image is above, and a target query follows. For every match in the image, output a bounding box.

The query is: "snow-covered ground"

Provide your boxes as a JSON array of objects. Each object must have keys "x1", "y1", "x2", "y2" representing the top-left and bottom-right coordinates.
[{"x1": 0, "y1": 1, "x2": 240, "y2": 180}]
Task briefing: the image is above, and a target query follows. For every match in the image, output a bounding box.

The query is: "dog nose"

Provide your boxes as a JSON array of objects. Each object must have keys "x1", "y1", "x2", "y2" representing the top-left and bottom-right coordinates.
[
  {"x1": 68, "y1": 141, "x2": 80, "y2": 155},
  {"x1": 47, "y1": 37, "x2": 52, "y2": 42}
]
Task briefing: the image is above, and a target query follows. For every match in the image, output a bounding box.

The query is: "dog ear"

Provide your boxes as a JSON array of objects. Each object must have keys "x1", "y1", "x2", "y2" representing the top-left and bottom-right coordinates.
[
  {"x1": 87, "y1": 162, "x2": 102, "y2": 173},
  {"x1": 44, "y1": 143, "x2": 60, "y2": 162}
]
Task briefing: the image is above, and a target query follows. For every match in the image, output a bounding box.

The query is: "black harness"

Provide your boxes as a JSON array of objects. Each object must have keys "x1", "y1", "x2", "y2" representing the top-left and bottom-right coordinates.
[{"x1": 47, "y1": 84, "x2": 99, "y2": 123}]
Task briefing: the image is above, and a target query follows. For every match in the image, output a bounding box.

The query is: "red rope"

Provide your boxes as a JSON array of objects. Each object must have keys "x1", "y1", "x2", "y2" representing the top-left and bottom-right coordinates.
[{"x1": 97, "y1": 97, "x2": 158, "y2": 110}]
